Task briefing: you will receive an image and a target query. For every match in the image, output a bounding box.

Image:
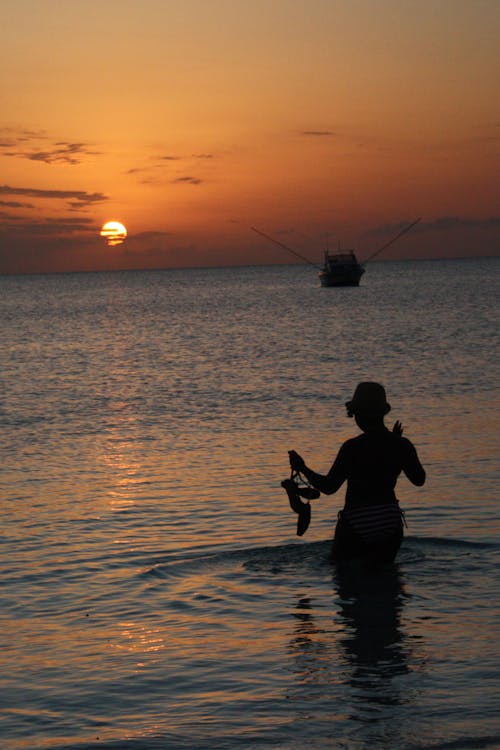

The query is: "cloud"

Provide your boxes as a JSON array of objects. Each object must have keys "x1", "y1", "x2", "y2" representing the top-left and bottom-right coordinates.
[
  {"x1": 0, "y1": 215, "x2": 97, "y2": 274},
  {"x1": 160, "y1": 154, "x2": 215, "y2": 160},
  {"x1": 423, "y1": 217, "x2": 500, "y2": 232},
  {"x1": 0, "y1": 137, "x2": 99, "y2": 165},
  {"x1": 0, "y1": 126, "x2": 46, "y2": 143},
  {"x1": 126, "y1": 160, "x2": 180, "y2": 178},
  {"x1": 128, "y1": 230, "x2": 172, "y2": 241},
  {"x1": 24, "y1": 142, "x2": 99, "y2": 165},
  {"x1": 126, "y1": 158, "x2": 181, "y2": 180},
  {"x1": 0, "y1": 230, "x2": 101, "y2": 275},
  {"x1": 172, "y1": 176, "x2": 202, "y2": 185},
  {"x1": 0, "y1": 184, "x2": 108, "y2": 210},
  {"x1": 0, "y1": 214, "x2": 95, "y2": 234},
  {"x1": 45, "y1": 216, "x2": 94, "y2": 226},
  {"x1": 300, "y1": 130, "x2": 335, "y2": 137},
  {"x1": 0, "y1": 210, "x2": 23, "y2": 220},
  {"x1": 365, "y1": 219, "x2": 422, "y2": 237},
  {"x1": 0, "y1": 199, "x2": 34, "y2": 208},
  {"x1": 0, "y1": 127, "x2": 100, "y2": 165},
  {"x1": 4, "y1": 220, "x2": 94, "y2": 236},
  {"x1": 367, "y1": 216, "x2": 500, "y2": 238},
  {"x1": 126, "y1": 151, "x2": 218, "y2": 182}
]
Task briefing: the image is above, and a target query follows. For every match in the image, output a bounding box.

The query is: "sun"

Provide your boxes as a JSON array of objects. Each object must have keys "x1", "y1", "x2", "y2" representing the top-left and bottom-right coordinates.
[{"x1": 100, "y1": 220, "x2": 127, "y2": 246}]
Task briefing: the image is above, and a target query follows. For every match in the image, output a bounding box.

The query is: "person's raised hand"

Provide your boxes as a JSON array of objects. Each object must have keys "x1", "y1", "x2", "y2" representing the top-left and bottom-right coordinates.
[{"x1": 392, "y1": 420, "x2": 404, "y2": 437}]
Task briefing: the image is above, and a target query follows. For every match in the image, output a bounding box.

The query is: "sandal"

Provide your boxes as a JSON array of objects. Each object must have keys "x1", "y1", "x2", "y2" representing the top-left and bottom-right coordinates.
[{"x1": 281, "y1": 478, "x2": 312, "y2": 536}]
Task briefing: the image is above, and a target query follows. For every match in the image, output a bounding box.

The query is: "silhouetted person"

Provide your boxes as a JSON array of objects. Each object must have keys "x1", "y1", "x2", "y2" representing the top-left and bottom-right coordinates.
[{"x1": 288, "y1": 382, "x2": 426, "y2": 563}]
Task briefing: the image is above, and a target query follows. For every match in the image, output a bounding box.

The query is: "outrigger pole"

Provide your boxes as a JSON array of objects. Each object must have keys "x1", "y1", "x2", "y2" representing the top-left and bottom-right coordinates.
[
  {"x1": 252, "y1": 217, "x2": 422, "y2": 268},
  {"x1": 251, "y1": 226, "x2": 322, "y2": 269},
  {"x1": 361, "y1": 217, "x2": 422, "y2": 265}
]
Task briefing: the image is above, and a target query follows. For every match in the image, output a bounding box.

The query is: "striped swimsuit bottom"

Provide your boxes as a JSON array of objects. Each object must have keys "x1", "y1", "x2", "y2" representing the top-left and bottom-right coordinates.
[{"x1": 340, "y1": 503, "x2": 404, "y2": 544}]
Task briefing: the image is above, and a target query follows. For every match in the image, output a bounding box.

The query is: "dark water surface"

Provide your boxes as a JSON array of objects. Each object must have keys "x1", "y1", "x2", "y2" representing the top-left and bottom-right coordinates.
[{"x1": 1, "y1": 259, "x2": 499, "y2": 749}]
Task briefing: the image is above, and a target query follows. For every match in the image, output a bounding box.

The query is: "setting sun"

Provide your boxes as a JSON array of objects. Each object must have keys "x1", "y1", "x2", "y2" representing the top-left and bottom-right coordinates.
[{"x1": 100, "y1": 221, "x2": 127, "y2": 247}]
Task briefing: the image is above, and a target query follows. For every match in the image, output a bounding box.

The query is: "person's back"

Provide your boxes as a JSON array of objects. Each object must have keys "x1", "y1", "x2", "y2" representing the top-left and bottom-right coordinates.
[{"x1": 336, "y1": 426, "x2": 425, "y2": 509}]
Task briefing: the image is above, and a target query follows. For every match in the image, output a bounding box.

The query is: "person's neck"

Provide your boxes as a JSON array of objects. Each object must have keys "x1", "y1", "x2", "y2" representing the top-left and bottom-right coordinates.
[
  {"x1": 363, "y1": 423, "x2": 387, "y2": 434},
  {"x1": 356, "y1": 416, "x2": 386, "y2": 433}
]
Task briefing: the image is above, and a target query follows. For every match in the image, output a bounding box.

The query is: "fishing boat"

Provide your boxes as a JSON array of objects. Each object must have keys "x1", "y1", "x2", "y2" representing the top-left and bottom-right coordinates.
[
  {"x1": 318, "y1": 247, "x2": 365, "y2": 287},
  {"x1": 251, "y1": 218, "x2": 421, "y2": 287}
]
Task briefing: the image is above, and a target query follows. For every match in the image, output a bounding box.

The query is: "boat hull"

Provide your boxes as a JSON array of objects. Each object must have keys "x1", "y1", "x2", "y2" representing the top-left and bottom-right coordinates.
[
  {"x1": 318, "y1": 267, "x2": 365, "y2": 287},
  {"x1": 319, "y1": 274, "x2": 362, "y2": 287}
]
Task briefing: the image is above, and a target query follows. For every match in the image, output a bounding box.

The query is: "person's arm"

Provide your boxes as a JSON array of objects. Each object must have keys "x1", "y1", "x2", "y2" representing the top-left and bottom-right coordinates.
[
  {"x1": 288, "y1": 446, "x2": 347, "y2": 495},
  {"x1": 401, "y1": 440, "x2": 426, "y2": 486}
]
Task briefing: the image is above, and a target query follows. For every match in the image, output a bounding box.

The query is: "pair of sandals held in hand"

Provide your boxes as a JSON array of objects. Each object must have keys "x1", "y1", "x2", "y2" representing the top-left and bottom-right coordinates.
[{"x1": 281, "y1": 469, "x2": 320, "y2": 536}]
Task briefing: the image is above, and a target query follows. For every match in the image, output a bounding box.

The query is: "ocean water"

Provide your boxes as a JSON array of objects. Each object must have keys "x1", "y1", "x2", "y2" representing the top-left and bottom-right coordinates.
[{"x1": 0, "y1": 258, "x2": 499, "y2": 750}]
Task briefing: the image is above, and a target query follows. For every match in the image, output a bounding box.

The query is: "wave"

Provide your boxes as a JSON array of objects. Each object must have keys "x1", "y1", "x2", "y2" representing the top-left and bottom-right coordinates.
[{"x1": 139, "y1": 534, "x2": 497, "y2": 580}]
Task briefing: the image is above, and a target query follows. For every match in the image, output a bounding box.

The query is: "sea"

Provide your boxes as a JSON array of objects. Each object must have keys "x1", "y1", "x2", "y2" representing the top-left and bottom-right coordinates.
[{"x1": 0, "y1": 257, "x2": 499, "y2": 750}]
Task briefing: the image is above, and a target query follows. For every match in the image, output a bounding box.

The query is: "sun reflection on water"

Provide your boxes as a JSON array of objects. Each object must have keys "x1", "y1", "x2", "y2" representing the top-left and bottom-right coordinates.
[
  {"x1": 108, "y1": 622, "x2": 166, "y2": 672},
  {"x1": 98, "y1": 425, "x2": 145, "y2": 512}
]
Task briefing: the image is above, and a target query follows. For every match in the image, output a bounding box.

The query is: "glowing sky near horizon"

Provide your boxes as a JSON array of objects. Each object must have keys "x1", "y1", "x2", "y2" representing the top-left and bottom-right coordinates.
[{"x1": 0, "y1": 0, "x2": 498, "y2": 273}]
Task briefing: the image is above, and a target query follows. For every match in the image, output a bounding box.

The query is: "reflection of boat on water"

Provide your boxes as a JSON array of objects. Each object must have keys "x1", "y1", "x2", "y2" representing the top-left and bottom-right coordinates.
[
  {"x1": 318, "y1": 246, "x2": 365, "y2": 287},
  {"x1": 251, "y1": 218, "x2": 421, "y2": 287}
]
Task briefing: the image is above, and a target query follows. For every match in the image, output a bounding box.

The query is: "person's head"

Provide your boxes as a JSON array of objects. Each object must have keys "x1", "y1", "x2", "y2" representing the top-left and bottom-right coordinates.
[{"x1": 345, "y1": 382, "x2": 391, "y2": 431}]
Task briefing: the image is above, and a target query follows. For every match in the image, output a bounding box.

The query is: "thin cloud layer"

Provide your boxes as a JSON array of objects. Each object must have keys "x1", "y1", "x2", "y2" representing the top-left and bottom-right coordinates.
[
  {"x1": 172, "y1": 176, "x2": 202, "y2": 185},
  {"x1": 0, "y1": 199, "x2": 34, "y2": 208},
  {"x1": 1, "y1": 218, "x2": 95, "y2": 236},
  {"x1": 301, "y1": 130, "x2": 335, "y2": 137},
  {"x1": 126, "y1": 150, "x2": 217, "y2": 183},
  {"x1": 0, "y1": 185, "x2": 108, "y2": 210},
  {"x1": 128, "y1": 230, "x2": 172, "y2": 241},
  {"x1": 423, "y1": 217, "x2": 500, "y2": 232},
  {"x1": 369, "y1": 217, "x2": 500, "y2": 237}
]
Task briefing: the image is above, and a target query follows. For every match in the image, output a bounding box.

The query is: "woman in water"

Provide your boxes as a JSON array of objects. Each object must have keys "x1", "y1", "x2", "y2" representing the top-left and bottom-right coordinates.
[{"x1": 288, "y1": 382, "x2": 426, "y2": 563}]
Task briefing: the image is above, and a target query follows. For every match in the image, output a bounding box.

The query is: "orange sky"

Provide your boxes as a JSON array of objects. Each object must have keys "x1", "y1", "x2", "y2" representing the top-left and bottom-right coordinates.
[{"x1": 1, "y1": 0, "x2": 499, "y2": 274}]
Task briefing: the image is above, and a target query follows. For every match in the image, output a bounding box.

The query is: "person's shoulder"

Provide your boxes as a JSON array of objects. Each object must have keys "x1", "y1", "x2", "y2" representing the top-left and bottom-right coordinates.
[
  {"x1": 343, "y1": 433, "x2": 365, "y2": 445},
  {"x1": 397, "y1": 435, "x2": 418, "y2": 452},
  {"x1": 340, "y1": 434, "x2": 364, "y2": 451}
]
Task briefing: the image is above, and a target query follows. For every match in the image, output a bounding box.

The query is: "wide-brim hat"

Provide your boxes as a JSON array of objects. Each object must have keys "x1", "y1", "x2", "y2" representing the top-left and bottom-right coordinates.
[{"x1": 345, "y1": 382, "x2": 391, "y2": 417}]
